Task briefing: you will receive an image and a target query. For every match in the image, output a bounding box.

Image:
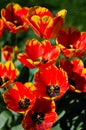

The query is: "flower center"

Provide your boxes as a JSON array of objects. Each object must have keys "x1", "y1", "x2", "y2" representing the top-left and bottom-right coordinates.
[
  {"x1": 31, "y1": 112, "x2": 44, "y2": 124},
  {"x1": 46, "y1": 85, "x2": 60, "y2": 97},
  {"x1": 18, "y1": 98, "x2": 30, "y2": 109},
  {"x1": 42, "y1": 59, "x2": 48, "y2": 64},
  {"x1": 0, "y1": 77, "x2": 9, "y2": 86},
  {"x1": 35, "y1": 58, "x2": 48, "y2": 64}
]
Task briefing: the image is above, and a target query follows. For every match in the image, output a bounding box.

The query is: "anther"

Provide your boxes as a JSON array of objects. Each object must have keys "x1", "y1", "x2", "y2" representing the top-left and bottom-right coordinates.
[
  {"x1": 31, "y1": 112, "x2": 44, "y2": 124},
  {"x1": 18, "y1": 98, "x2": 30, "y2": 109},
  {"x1": 46, "y1": 85, "x2": 60, "y2": 97}
]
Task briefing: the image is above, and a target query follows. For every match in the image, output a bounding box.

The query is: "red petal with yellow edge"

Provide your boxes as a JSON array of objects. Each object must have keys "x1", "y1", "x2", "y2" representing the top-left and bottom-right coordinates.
[
  {"x1": 60, "y1": 32, "x2": 86, "y2": 58},
  {"x1": 73, "y1": 32, "x2": 86, "y2": 51},
  {"x1": 3, "y1": 87, "x2": 20, "y2": 103},
  {"x1": 29, "y1": 15, "x2": 53, "y2": 38},
  {"x1": 3, "y1": 82, "x2": 35, "y2": 113},
  {"x1": 28, "y1": 6, "x2": 52, "y2": 18},
  {"x1": 5, "y1": 61, "x2": 19, "y2": 80},
  {"x1": 18, "y1": 53, "x2": 35, "y2": 68},
  {"x1": 29, "y1": 15, "x2": 63, "y2": 38},
  {"x1": 1, "y1": 3, "x2": 29, "y2": 33},
  {"x1": 71, "y1": 59, "x2": 84, "y2": 73},
  {"x1": 26, "y1": 39, "x2": 44, "y2": 61},
  {"x1": 44, "y1": 16, "x2": 64, "y2": 38},
  {"x1": 18, "y1": 39, "x2": 60, "y2": 69},
  {"x1": 24, "y1": 82, "x2": 37, "y2": 95},
  {"x1": 69, "y1": 72, "x2": 86, "y2": 93},
  {"x1": 12, "y1": 82, "x2": 34, "y2": 99},
  {"x1": 28, "y1": 6, "x2": 66, "y2": 38},
  {"x1": 15, "y1": 7, "x2": 29, "y2": 17},
  {"x1": 61, "y1": 48, "x2": 84, "y2": 58},
  {"x1": 59, "y1": 58, "x2": 84, "y2": 77},
  {"x1": 0, "y1": 61, "x2": 19, "y2": 88},
  {"x1": 56, "y1": 9, "x2": 67, "y2": 18},
  {"x1": 2, "y1": 45, "x2": 18, "y2": 61},
  {"x1": 2, "y1": 45, "x2": 13, "y2": 61},
  {"x1": 36, "y1": 112, "x2": 57, "y2": 130},
  {"x1": 34, "y1": 65, "x2": 69, "y2": 99},
  {"x1": 22, "y1": 98, "x2": 57, "y2": 130},
  {"x1": 42, "y1": 40, "x2": 60, "y2": 60},
  {"x1": 59, "y1": 58, "x2": 86, "y2": 92},
  {"x1": 56, "y1": 26, "x2": 86, "y2": 58}
]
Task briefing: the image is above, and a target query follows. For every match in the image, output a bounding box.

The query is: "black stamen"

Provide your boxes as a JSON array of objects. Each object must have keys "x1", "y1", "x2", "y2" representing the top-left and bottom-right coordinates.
[
  {"x1": 18, "y1": 98, "x2": 30, "y2": 109},
  {"x1": 31, "y1": 112, "x2": 44, "y2": 124},
  {"x1": 46, "y1": 85, "x2": 60, "y2": 97},
  {"x1": 42, "y1": 59, "x2": 48, "y2": 64}
]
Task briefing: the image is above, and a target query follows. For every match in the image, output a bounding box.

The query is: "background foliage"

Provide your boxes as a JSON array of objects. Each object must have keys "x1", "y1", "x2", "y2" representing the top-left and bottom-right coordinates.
[{"x1": 0, "y1": 0, "x2": 86, "y2": 130}]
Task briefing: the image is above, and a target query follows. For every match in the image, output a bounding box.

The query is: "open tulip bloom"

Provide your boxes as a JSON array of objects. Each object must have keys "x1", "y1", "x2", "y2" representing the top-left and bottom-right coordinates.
[
  {"x1": 0, "y1": 61, "x2": 19, "y2": 88},
  {"x1": 34, "y1": 65, "x2": 69, "y2": 100},
  {"x1": 56, "y1": 26, "x2": 86, "y2": 58},
  {"x1": 22, "y1": 98, "x2": 57, "y2": 130},
  {"x1": 1, "y1": 45, "x2": 18, "y2": 61},
  {"x1": 3, "y1": 82, "x2": 36, "y2": 113},
  {"x1": 59, "y1": 58, "x2": 86, "y2": 92},
  {"x1": 1, "y1": 3, "x2": 29, "y2": 33},
  {"x1": 27, "y1": 6, "x2": 67, "y2": 38},
  {"x1": 18, "y1": 39, "x2": 60, "y2": 69},
  {"x1": 0, "y1": 2, "x2": 86, "y2": 130}
]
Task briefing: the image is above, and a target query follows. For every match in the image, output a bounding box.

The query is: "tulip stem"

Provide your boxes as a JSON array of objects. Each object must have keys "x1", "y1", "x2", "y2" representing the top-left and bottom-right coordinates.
[{"x1": 10, "y1": 34, "x2": 17, "y2": 62}]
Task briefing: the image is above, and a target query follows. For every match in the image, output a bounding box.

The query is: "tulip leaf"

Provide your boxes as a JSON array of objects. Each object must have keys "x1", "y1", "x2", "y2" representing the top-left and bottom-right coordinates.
[{"x1": 11, "y1": 124, "x2": 24, "y2": 130}]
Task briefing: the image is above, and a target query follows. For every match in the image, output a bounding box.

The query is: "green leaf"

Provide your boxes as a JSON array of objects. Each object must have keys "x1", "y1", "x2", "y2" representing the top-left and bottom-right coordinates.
[
  {"x1": 11, "y1": 124, "x2": 24, "y2": 130},
  {"x1": 0, "y1": 110, "x2": 12, "y2": 129},
  {"x1": 52, "y1": 124, "x2": 62, "y2": 130}
]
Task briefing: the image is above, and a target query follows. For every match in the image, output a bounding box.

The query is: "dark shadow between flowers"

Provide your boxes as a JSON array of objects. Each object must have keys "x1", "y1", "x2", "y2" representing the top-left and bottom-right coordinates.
[{"x1": 53, "y1": 90, "x2": 86, "y2": 129}]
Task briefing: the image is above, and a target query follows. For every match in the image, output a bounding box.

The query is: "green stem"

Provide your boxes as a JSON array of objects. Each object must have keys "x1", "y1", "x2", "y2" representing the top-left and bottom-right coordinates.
[{"x1": 10, "y1": 33, "x2": 17, "y2": 62}]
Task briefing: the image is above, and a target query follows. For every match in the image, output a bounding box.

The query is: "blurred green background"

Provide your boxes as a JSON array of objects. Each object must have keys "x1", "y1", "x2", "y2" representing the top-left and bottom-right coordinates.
[{"x1": 0, "y1": 0, "x2": 86, "y2": 130}]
